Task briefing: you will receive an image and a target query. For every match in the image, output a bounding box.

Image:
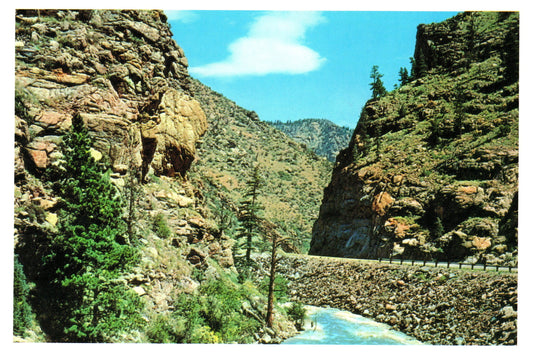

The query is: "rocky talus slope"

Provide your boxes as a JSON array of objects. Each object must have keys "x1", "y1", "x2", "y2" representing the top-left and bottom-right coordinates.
[
  {"x1": 189, "y1": 79, "x2": 333, "y2": 253},
  {"x1": 310, "y1": 12, "x2": 519, "y2": 267},
  {"x1": 14, "y1": 9, "x2": 296, "y2": 342},
  {"x1": 267, "y1": 119, "x2": 353, "y2": 162},
  {"x1": 253, "y1": 253, "x2": 517, "y2": 345}
]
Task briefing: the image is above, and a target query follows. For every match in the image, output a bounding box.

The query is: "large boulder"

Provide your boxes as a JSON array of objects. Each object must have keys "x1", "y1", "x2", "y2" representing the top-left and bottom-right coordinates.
[{"x1": 141, "y1": 88, "x2": 207, "y2": 177}]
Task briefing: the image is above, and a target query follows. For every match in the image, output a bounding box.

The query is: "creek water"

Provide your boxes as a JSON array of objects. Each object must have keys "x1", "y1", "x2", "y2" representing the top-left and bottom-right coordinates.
[{"x1": 282, "y1": 306, "x2": 422, "y2": 345}]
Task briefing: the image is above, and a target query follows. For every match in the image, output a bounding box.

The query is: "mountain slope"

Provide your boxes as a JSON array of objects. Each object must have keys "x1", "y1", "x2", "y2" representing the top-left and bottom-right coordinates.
[
  {"x1": 267, "y1": 119, "x2": 352, "y2": 162},
  {"x1": 189, "y1": 79, "x2": 334, "y2": 253},
  {"x1": 14, "y1": 9, "x2": 296, "y2": 342},
  {"x1": 309, "y1": 12, "x2": 519, "y2": 267}
]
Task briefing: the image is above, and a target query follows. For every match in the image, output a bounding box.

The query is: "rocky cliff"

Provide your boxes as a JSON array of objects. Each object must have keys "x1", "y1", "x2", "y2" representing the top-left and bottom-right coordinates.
[
  {"x1": 309, "y1": 12, "x2": 519, "y2": 267},
  {"x1": 14, "y1": 9, "x2": 296, "y2": 342},
  {"x1": 267, "y1": 119, "x2": 352, "y2": 162}
]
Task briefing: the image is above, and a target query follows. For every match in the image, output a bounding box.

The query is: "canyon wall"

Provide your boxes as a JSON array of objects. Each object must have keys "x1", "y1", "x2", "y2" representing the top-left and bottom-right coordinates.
[{"x1": 310, "y1": 12, "x2": 519, "y2": 266}]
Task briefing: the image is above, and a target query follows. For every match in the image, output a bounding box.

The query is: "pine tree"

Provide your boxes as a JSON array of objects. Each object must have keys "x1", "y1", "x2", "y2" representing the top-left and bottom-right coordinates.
[
  {"x1": 42, "y1": 113, "x2": 143, "y2": 342},
  {"x1": 369, "y1": 65, "x2": 387, "y2": 99},
  {"x1": 13, "y1": 255, "x2": 33, "y2": 336},
  {"x1": 398, "y1": 67, "x2": 409, "y2": 86},
  {"x1": 236, "y1": 164, "x2": 264, "y2": 266},
  {"x1": 413, "y1": 41, "x2": 429, "y2": 78},
  {"x1": 266, "y1": 234, "x2": 289, "y2": 327}
]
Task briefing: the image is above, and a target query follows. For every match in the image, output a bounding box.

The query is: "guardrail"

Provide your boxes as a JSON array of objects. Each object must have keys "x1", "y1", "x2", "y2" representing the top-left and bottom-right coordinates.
[{"x1": 376, "y1": 256, "x2": 517, "y2": 273}]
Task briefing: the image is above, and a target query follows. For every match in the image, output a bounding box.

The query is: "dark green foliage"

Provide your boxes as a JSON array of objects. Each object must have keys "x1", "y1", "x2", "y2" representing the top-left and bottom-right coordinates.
[
  {"x1": 499, "y1": 122, "x2": 511, "y2": 137},
  {"x1": 465, "y1": 13, "x2": 478, "y2": 68},
  {"x1": 259, "y1": 274, "x2": 289, "y2": 302},
  {"x1": 428, "y1": 116, "x2": 442, "y2": 146},
  {"x1": 13, "y1": 255, "x2": 33, "y2": 336},
  {"x1": 354, "y1": 108, "x2": 371, "y2": 159},
  {"x1": 236, "y1": 165, "x2": 264, "y2": 265},
  {"x1": 149, "y1": 278, "x2": 261, "y2": 343},
  {"x1": 375, "y1": 123, "x2": 382, "y2": 153},
  {"x1": 41, "y1": 113, "x2": 144, "y2": 342},
  {"x1": 369, "y1": 65, "x2": 387, "y2": 99},
  {"x1": 409, "y1": 57, "x2": 417, "y2": 79},
  {"x1": 398, "y1": 67, "x2": 410, "y2": 86},
  {"x1": 453, "y1": 107, "x2": 465, "y2": 137},
  {"x1": 398, "y1": 103, "x2": 408, "y2": 118},
  {"x1": 153, "y1": 213, "x2": 172, "y2": 239},
  {"x1": 502, "y1": 16, "x2": 519, "y2": 84},
  {"x1": 413, "y1": 37, "x2": 429, "y2": 78},
  {"x1": 286, "y1": 302, "x2": 306, "y2": 331}
]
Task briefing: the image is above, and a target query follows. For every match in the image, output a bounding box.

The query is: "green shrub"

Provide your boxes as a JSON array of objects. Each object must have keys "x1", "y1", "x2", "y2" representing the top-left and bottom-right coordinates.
[
  {"x1": 286, "y1": 301, "x2": 306, "y2": 331},
  {"x1": 168, "y1": 277, "x2": 261, "y2": 344},
  {"x1": 499, "y1": 123, "x2": 511, "y2": 137},
  {"x1": 13, "y1": 255, "x2": 32, "y2": 337},
  {"x1": 145, "y1": 314, "x2": 187, "y2": 343},
  {"x1": 153, "y1": 213, "x2": 172, "y2": 238}
]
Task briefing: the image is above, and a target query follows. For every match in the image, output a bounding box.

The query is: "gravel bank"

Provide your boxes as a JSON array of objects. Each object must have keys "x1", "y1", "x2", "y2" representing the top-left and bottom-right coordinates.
[{"x1": 252, "y1": 254, "x2": 517, "y2": 345}]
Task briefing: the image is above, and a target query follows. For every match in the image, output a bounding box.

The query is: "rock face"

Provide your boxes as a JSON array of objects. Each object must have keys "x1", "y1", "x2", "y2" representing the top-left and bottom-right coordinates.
[
  {"x1": 310, "y1": 12, "x2": 518, "y2": 266},
  {"x1": 15, "y1": 9, "x2": 205, "y2": 180}
]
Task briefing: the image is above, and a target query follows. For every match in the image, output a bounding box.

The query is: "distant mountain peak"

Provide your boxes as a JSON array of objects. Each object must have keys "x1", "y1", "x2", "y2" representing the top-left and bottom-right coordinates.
[{"x1": 267, "y1": 119, "x2": 352, "y2": 162}]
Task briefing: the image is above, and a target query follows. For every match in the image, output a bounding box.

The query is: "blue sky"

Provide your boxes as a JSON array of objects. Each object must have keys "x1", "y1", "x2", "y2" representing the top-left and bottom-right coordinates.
[{"x1": 167, "y1": 11, "x2": 458, "y2": 128}]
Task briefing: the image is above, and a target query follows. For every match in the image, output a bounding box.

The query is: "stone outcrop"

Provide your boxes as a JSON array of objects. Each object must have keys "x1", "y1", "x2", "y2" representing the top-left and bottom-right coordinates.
[
  {"x1": 14, "y1": 8, "x2": 218, "y2": 295},
  {"x1": 253, "y1": 253, "x2": 517, "y2": 345},
  {"x1": 15, "y1": 9, "x2": 205, "y2": 180},
  {"x1": 310, "y1": 12, "x2": 518, "y2": 266}
]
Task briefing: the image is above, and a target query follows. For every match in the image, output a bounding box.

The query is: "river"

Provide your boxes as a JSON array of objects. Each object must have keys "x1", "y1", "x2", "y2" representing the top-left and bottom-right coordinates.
[{"x1": 282, "y1": 306, "x2": 422, "y2": 345}]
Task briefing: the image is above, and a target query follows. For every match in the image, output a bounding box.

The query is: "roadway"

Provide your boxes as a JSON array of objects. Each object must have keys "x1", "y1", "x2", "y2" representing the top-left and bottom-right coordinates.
[{"x1": 283, "y1": 253, "x2": 518, "y2": 273}]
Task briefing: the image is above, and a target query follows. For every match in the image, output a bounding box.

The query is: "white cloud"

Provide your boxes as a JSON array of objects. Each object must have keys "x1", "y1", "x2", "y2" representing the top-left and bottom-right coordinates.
[
  {"x1": 165, "y1": 10, "x2": 198, "y2": 23},
  {"x1": 190, "y1": 11, "x2": 326, "y2": 77}
]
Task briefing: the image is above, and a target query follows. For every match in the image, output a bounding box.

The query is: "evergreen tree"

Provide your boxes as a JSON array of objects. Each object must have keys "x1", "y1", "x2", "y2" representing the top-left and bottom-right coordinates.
[
  {"x1": 42, "y1": 113, "x2": 143, "y2": 342},
  {"x1": 502, "y1": 16, "x2": 519, "y2": 85},
  {"x1": 14, "y1": 255, "x2": 33, "y2": 336},
  {"x1": 369, "y1": 65, "x2": 387, "y2": 99},
  {"x1": 398, "y1": 67, "x2": 410, "y2": 86},
  {"x1": 375, "y1": 123, "x2": 383, "y2": 154},
  {"x1": 266, "y1": 234, "x2": 286, "y2": 328},
  {"x1": 412, "y1": 40, "x2": 429, "y2": 78},
  {"x1": 236, "y1": 164, "x2": 264, "y2": 266},
  {"x1": 409, "y1": 57, "x2": 416, "y2": 79}
]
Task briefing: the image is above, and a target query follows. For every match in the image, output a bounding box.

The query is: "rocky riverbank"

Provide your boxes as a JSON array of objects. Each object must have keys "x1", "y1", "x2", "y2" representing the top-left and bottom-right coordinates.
[{"x1": 252, "y1": 254, "x2": 517, "y2": 345}]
